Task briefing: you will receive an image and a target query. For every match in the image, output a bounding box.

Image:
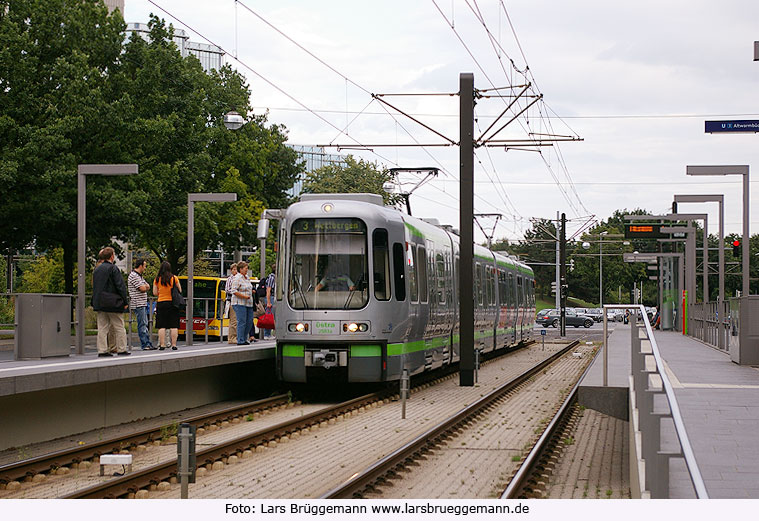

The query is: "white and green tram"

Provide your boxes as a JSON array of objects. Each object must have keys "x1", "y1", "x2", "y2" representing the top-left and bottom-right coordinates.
[{"x1": 273, "y1": 193, "x2": 535, "y2": 383}]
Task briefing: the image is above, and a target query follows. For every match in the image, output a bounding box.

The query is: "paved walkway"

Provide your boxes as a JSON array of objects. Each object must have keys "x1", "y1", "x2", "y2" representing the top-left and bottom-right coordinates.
[
  {"x1": 653, "y1": 329, "x2": 759, "y2": 499},
  {"x1": 589, "y1": 324, "x2": 759, "y2": 498}
]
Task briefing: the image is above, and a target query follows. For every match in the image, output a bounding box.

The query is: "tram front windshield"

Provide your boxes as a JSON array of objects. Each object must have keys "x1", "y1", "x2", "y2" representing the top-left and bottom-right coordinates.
[{"x1": 289, "y1": 218, "x2": 368, "y2": 310}]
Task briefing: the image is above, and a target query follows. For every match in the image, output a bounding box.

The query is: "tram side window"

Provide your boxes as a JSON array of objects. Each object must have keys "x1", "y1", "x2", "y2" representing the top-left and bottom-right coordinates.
[
  {"x1": 408, "y1": 245, "x2": 418, "y2": 302},
  {"x1": 484, "y1": 267, "x2": 491, "y2": 306},
  {"x1": 418, "y1": 246, "x2": 428, "y2": 303},
  {"x1": 490, "y1": 268, "x2": 497, "y2": 306},
  {"x1": 392, "y1": 243, "x2": 406, "y2": 301},
  {"x1": 476, "y1": 263, "x2": 483, "y2": 305},
  {"x1": 508, "y1": 273, "x2": 515, "y2": 307},
  {"x1": 372, "y1": 229, "x2": 391, "y2": 301},
  {"x1": 454, "y1": 256, "x2": 460, "y2": 303},
  {"x1": 517, "y1": 276, "x2": 523, "y2": 306},
  {"x1": 498, "y1": 269, "x2": 506, "y2": 306},
  {"x1": 436, "y1": 252, "x2": 446, "y2": 304}
]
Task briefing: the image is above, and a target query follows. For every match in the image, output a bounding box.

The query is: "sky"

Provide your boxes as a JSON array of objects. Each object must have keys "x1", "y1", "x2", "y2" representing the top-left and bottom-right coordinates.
[{"x1": 124, "y1": 0, "x2": 759, "y2": 243}]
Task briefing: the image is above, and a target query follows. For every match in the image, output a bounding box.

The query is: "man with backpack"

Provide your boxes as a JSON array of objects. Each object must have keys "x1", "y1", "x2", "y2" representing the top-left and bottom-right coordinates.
[{"x1": 92, "y1": 247, "x2": 129, "y2": 357}]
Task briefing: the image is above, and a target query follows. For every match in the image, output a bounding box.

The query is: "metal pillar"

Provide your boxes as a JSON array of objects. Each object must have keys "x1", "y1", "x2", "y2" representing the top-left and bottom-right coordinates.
[
  {"x1": 560, "y1": 213, "x2": 567, "y2": 337},
  {"x1": 187, "y1": 193, "x2": 238, "y2": 346},
  {"x1": 76, "y1": 164, "x2": 138, "y2": 355},
  {"x1": 459, "y1": 72, "x2": 475, "y2": 387},
  {"x1": 555, "y1": 211, "x2": 560, "y2": 311},
  {"x1": 742, "y1": 172, "x2": 750, "y2": 296},
  {"x1": 76, "y1": 170, "x2": 86, "y2": 355}
]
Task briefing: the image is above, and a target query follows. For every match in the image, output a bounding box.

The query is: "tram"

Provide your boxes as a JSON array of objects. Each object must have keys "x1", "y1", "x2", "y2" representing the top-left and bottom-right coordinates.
[{"x1": 273, "y1": 193, "x2": 535, "y2": 383}]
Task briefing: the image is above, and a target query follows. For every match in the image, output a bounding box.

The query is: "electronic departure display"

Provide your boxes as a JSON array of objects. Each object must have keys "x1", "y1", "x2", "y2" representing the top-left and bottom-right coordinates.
[{"x1": 624, "y1": 224, "x2": 666, "y2": 239}]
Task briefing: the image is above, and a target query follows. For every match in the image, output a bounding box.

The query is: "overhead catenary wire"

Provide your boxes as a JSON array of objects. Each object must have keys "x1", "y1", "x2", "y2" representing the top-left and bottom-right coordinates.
[
  {"x1": 466, "y1": 0, "x2": 590, "y2": 216},
  {"x1": 233, "y1": 0, "x2": 534, "y2": 230},
  {"x1": 432, "y1": 0, "x2": 587, "y2": 218}
]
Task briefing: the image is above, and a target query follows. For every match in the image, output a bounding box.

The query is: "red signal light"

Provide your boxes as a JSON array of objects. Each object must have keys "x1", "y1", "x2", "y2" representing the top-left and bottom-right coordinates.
[{"x1": 733, "y1": 240, "x2": 740, "y2": 247}]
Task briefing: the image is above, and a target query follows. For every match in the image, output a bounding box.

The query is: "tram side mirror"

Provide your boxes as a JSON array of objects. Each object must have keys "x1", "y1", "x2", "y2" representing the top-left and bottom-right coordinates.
[{"x1": 257, "y1": 219, "x2": 269, "y2": 240}]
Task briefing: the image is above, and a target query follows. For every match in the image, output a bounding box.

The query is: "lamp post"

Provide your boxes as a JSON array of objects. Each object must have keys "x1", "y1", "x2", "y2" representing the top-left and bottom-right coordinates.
[
  {"x1": 599, "y1": 231, "x2": 608, "y2": 306},
  {"x1": 186, "y1": 193, "x2": 238, "y2": 346},
  {"x1": 674, "y1": 195, "x2": 724, "y2": 306},
  {"x1": 686, "y1": 166, "x2": 749, "y2": 297},
  {"x1": 76, "y1": 164, "x2": 139, "y2": 355}
]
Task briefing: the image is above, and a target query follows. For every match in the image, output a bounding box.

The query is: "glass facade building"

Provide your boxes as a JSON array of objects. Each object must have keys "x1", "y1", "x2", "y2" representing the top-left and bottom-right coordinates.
[
  {"x1": 125, "y1": 22, "x2": 224, "y2": 73},
  {"x1": 287, "y1": 145, "x2": 348, "y2": 198}
]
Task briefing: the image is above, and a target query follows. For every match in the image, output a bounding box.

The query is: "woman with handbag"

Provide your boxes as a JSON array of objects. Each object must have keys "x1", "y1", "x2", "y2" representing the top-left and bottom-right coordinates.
[
  {"x1": 230, "y1": 261, "x2": 255, "y2": 345},
  {"x1": 153, "y1": 261, "x2": 182, "y2": 350}
]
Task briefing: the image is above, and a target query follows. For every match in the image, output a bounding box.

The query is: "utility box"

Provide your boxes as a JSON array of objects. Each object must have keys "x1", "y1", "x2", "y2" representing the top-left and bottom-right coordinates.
[
  {"x1": 730, "y1": 296, "x2": 759, "y2": 365},
  {"x1": 15, "y1": 294, "x2": 72, "y2": 360}
]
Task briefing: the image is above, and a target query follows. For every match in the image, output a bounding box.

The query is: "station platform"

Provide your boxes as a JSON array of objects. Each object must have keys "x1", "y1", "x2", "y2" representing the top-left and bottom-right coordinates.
[
  {"x1": 0, "y1": 339, "x2": 276, "y2": 451},
  {"x1": 580, "y1": 324, "x2": 759, "y2": 499},
  {"x1": 0, "y1": 339, "x2": 274, "y2": 397}
]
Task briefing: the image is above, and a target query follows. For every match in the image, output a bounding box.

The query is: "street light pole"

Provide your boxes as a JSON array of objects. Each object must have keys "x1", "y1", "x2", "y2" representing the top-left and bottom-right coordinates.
[
  {"x1": 76, "y1": 164, "x2": 139, "y2": 355},
  {"x1": 599, "y1": 231, "x2": 608, "y2": 306},
  {"x1": 186, "y1": 193, "x2": 238, "y2": 346},
  {"x1": 687, "y1": 166, "x2": 749, "y2": 297},
  {"x1": 674, "y1": 194, "x2": 725, "y2": 305}
]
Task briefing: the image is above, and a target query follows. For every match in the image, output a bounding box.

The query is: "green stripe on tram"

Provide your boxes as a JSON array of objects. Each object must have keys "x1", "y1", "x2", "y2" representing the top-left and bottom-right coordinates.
[
  {"x1": 350, "y1": 345, "x2": 381, "y2": 357},
  {"x1": 282, "y1": 344, "x2": 305, "y2": 357}
]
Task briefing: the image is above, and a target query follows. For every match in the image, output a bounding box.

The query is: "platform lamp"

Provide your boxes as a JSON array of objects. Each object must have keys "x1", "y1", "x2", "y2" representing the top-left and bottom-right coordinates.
[
  {"x1": 186, "y1": 193, "x2": 238, "y2": 346},
  {"x1": 76, "y1": 164, "x2": 139, "y2": 355},
  {"x1": 673, "y1": 194, "x2": 724, "y2": 307},
  {"x1": 686, "y1": 166, "x2": 749, "y2": 297}
]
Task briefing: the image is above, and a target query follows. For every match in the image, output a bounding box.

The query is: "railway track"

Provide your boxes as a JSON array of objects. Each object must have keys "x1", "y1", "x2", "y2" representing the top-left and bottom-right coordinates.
[
  {"x1": 2, "y1": 339, "x2": 537, "y2": 499},
  {"x1": 320, "y1": 339, "x2": 582, "y2": 498},
  {"x1": 501, "y1": 343, "x2": 600, "y2": 499},
  {"x1": 0, "y1": 394, "x2": 292, "y2": 489},
  {"x1": 63, "y1": 392, "x2": 388, "y2": 498}
]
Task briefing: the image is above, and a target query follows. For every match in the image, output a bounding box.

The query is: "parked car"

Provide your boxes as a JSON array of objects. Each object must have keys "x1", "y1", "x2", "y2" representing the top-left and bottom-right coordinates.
[
  {"x1": 536, "y1": 309, "x2": 594, "y2": 328},
  {"x1": 583, "y1": 308, "x2": 604, "y2": 322},
  {"x1": 606, "y1": 309, "x2": 624, "y2": 322}
]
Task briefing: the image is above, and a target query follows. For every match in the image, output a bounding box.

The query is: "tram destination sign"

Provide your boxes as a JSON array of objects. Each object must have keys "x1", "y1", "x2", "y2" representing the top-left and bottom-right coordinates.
[{"x1": 705, "y1": 120, "x2": 759, "y2": 133}]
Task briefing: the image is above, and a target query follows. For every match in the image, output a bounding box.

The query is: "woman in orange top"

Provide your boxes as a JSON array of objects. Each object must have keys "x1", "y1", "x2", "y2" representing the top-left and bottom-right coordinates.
[{"x1": 152, "y1": 261, "x2": 182, "y2": 350}]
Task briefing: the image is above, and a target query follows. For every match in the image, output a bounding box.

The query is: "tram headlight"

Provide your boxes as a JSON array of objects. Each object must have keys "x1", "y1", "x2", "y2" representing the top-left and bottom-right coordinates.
[
  {"x1": 343, "y1": 322, "x2": 369, "y2": 333},
  {"x1": 287, "y1": 322, "x2": 309, "y2": 333}
]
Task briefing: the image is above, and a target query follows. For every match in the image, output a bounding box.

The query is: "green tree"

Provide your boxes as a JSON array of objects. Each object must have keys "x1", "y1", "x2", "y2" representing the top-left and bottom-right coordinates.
[
  {"x1": 18, "y1": 249, "x2": 68, "y2": 294},
  {"x1": 113, "y1": 17, "x2": 302, "y2": 271},
  {"x1": 1, "y1": 7, "x2": 303, "y2": 293},
  {"x1": 0, "y1": 0, "x2": 128, "y2": 295},
  {"x1": 301, "y1": 156, "x2": 402, "y2": 206},
  {"x1": 506, "y1": 219, "x2": 558, "y2": 299}
]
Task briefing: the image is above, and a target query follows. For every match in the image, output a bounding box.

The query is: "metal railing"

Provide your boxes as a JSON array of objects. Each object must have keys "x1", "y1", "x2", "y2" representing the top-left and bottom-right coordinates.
[
  {"x1": 603, "y1": 304, "x2": 708, "y2": 499},
  {"x1": 689, "y1": 300, "x2": 731, "y2": 351}
]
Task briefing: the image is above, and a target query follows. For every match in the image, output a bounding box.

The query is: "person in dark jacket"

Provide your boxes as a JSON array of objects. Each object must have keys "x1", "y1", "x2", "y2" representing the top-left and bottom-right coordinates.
[{"x1": 92, "y1": 247, "x2": 129, "y2": 357}]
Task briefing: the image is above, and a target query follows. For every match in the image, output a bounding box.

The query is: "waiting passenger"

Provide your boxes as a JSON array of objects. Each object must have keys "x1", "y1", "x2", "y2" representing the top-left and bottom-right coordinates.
[
  {"x1": 92, "y1": 247, "x2": 129, "y2": 357},
  {"x1": 153, "y1": 261, "x2": 181, "y2": 351}
]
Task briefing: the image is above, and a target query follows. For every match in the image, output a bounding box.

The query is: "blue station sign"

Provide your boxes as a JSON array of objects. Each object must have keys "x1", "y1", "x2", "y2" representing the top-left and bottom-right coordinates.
[{"x1": 705, "y1": 120, "x2": 759, "y2": 133}]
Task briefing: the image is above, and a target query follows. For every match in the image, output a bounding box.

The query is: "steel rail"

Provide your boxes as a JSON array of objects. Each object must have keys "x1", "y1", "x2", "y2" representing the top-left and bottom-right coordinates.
[
  {"x1": 320, "y1": 339, "x2": 580, "y2": 499},
  {"x1": 62, "y1": 391, "x2": 386, "y2": 499},
  {"x1": 501, "y1": 340, "x2": 599, "y2": 498},
  {"x1": 0, "y1": 394, "x2": 290, "y2": 486}
]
